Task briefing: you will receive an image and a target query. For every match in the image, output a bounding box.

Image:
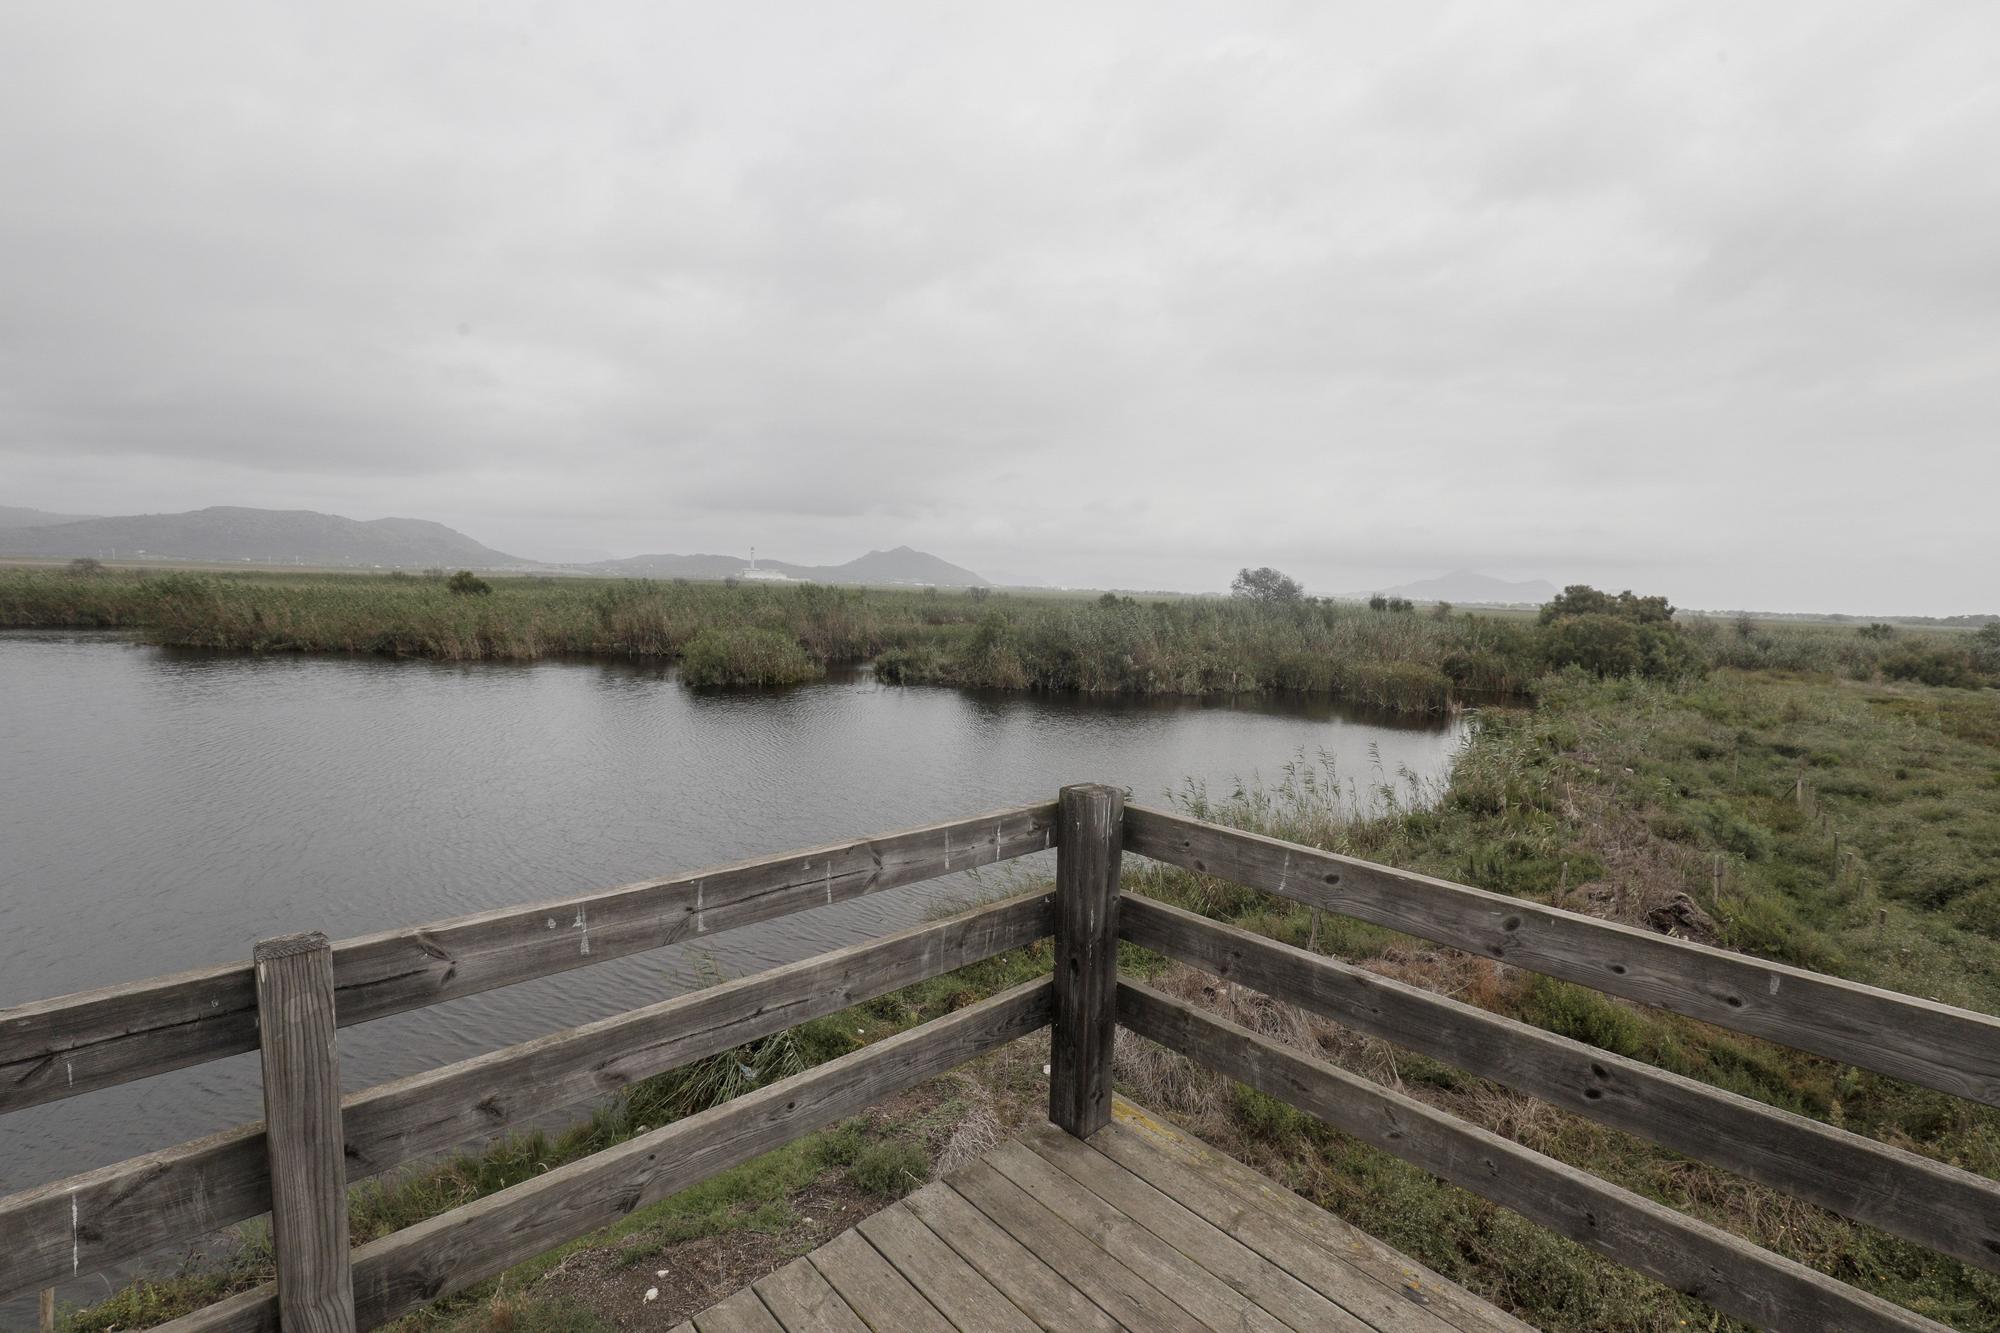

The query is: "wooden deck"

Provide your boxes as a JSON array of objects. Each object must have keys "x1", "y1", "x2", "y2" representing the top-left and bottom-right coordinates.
[{"x1": 673, "y1": 1098, "x2": 1531, "y2": 1333}]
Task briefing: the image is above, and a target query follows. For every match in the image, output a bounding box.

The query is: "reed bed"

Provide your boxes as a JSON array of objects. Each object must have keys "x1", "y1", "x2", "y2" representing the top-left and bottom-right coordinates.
[{"x1": 5, "y1": 569, "x2": 1992, "y2": 714}]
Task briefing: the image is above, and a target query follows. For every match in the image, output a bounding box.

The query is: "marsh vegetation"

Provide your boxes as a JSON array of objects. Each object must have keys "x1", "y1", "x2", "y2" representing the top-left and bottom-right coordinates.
[{"x1": 7, "y1": 567, "x2": 1992, "y2": 711}]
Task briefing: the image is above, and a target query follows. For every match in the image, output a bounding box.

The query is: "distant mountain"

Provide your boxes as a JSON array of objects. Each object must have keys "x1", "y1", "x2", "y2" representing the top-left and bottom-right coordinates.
[
  {"x1": 1352, "y1": 570, "x2": 1559, "y2": 606},
  {"x1": 828, "y1": 547, "x2": 989, "y2": 587},
  {"x1": 586, "y1": 545, "x2": 989, "y2": 587},
  {"x1": 0, "y1": 506, "x2": 528, "y2": 569},
  {"x1": 0, "y1": 505, "x2": 101, "y2": 530}
]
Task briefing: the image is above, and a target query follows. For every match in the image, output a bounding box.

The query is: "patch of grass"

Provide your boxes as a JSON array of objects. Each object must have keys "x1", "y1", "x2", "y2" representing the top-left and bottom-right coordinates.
[
  {"x1": 434, "y1": 1297, "x2": 616, "y2": 1333},
  {"x1": 844, "y1": 1139, "x2": 930, "y2": 1197}
]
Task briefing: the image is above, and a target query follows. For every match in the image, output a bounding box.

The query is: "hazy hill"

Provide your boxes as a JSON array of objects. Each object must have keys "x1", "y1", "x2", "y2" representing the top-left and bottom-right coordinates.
[
  {"x1": 827, "y1": 546, "x2": 989, "y2": 586},
  {"x1": 0, "y1": 505, "x2": 101, "y2": 530},
  {"x1": 1354, "y1": 570, "x2": 1559, "y2": 605},
  {"x1": 586, "y1": 544, "x2": 989, "y2": 587},
  {"x1": 0, "y1": 506, "x2": 528, "y2": 568}
]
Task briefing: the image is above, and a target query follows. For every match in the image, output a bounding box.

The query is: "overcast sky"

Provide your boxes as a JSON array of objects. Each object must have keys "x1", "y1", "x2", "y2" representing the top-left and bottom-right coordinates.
[{"x1": 2, "y1": 4, "x2": 1995, "y2": 611}]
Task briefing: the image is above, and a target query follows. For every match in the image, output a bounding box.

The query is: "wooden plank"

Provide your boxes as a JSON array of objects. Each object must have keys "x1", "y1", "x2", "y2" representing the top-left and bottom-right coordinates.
[
  {"x1": 155, "y1": 979, "x2": 1053, "y2": 1333},
  {"x1": 899, "y1": 1183, "x2": 1120, "y2": 1333},
  {"x1": 1050, "y1": 1117, "x2": 1465, "y2": 1333},
  {"x1": 981, "y1": 1138, "x2": 1295, "y2": 1333},
  {"x1": 252, "y1": 934, "x2": 356, "y2": 1333},
  {"x1": 1100, "y1": 1099, "x2": 1531, "y2": 1333},
  {"x1": 692, "y1": 1287, "x2": 786, "y2": 1333},
  {"x1": 1118, "y1": 979, "x2": 1950, "y2": 1333},
  {"x1": 0, "y1": 890, "x2": 1052, "y2": 1301},
  {"x1": 947, "y1": 1158, "x2": 1208, "y2": 1333},
  {"x1": 1123, "y1": 893, "x2": 2000, "y2": 1274},
  {"x1": 854, "y1": 1202, "x2": 1040, "y2": 1333},
  {"x1": 1124, "y1": 804, "x2": 2000, "y2": 1108},
  {"x1": 1017, "y1": 1122, "x2": 1381, "y2": 1333},
  {"x1": 755, "y1": 1258, "x2": 870, "y2": 1333},
  {"x1": 1050, "y1": 784, "x2": 1121, "y2": 1138},
  {"x1": 808, "y1": 1229, "x2": 954, "y2": 1332},
  {"x1": 0, "y1": 801, "x2": 1056, "y2": 1114}
]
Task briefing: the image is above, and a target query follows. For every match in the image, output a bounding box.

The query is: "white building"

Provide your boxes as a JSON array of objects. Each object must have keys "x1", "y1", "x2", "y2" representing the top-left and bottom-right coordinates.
[{"x1": 739, "y1": 547, "x2": 791, "y2": 582}]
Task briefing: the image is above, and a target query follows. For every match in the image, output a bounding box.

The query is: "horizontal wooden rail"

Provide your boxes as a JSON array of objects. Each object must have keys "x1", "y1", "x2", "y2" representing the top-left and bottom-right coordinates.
[
  {"x1": 1121, "y1": 894, "x2": 2000, "y2": 1273},
  {"x1": 0, "y1": 801, "x2": 1056, "y2": 1114},
  {"x1": 1117, "y1": 980, "x2": 1948, "y2": 1333},
  {"x1": 0, "y1": 890, "x2": 1054, "y2": 1301},
  {"x1": 159, "y1": 977, "x2": 1055, "y2": 1332},
  {"x1": 1125, "y1": 804, "x2": 2000, "y2": 1107}
]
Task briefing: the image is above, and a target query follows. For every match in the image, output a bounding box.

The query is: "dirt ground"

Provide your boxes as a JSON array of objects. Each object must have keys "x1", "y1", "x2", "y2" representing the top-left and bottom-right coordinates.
[{"x1": 479, "y1": 1031, "x2": 1052, "y2": 1330}]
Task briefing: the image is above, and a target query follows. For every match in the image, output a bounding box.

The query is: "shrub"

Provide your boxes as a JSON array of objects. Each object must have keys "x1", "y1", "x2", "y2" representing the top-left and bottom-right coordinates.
[
  {"x1": 1858, "y1": 622, "x2": 1897, "y2": 641},
  {"x1": 1539, "y1": 585, "x2": 1675, "y2": 626},
  {"x1": 446, "y1": 570, "x2": 491, "y2": 596},
  {"x1": 678, "y1": 627, "x2": 822, "y2": 687},
  {"x1": 1231, "y1": 566, "x2": 1304, "y2": 602},
  {"x1": 1881, "y1": 648, "x2": 1983, "y2": 689},
  {"x1": 1540, "y1": 613, "x2": 1700, "y2": 680},
  {"x1": 65, "y1": 557, "x2": 104, "y2": 577}
]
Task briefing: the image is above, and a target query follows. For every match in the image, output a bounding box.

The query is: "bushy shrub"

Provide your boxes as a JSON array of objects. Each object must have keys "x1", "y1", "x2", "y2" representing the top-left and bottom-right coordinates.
[
  {"x1": 1881, "y1": 648, "x2": 1983, "y2": 689},
  {"x1": 1231, "y1": 566, "x2": 1304, "y2": 602},
  {"x1": 1540, "y1": 613, "x2": 1700, "y2": 680},
  {"x1": 1534, "y1": 585, "x2": 1700, "y2": 681},
  {"x1": 446, "y1": 570, "x2": 491, "y2": 596},
  {"x1": 1539, "y1": 585, "x2": 1675, "y2": 625}
]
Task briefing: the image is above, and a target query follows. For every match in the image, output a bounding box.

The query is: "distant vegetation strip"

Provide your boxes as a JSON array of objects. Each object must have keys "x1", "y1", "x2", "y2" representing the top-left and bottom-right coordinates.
[{"x1": 3, "y1": 568, "x2": 1996, "y2": 711}]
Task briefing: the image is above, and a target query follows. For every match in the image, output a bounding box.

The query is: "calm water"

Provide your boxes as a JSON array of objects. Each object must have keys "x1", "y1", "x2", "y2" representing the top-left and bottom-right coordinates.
[{"x1": 0, "y1": 631, "x2": 1464, "y2": 1269}]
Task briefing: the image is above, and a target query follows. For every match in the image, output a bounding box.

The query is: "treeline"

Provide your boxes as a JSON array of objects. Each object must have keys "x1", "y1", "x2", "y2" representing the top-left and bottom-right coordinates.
[{"x1": 4, "y1": 568, "x2": 1996, "y2": 708}]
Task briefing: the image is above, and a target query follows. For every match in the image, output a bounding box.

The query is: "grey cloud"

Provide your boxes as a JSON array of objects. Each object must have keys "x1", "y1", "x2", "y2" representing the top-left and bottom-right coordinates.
[{"x1": 1, "y1": 2, "x2": 1995, "y2": 611}]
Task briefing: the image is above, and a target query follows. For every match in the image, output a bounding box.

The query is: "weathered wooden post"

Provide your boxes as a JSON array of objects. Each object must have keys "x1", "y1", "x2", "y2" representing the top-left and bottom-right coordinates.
[
  {"x1": 254, "y1": 932, "x2": 358, "y2": 1333},
  {"x1": 1050, "y1": 783, "x2": 1123, "y2": 1138}
]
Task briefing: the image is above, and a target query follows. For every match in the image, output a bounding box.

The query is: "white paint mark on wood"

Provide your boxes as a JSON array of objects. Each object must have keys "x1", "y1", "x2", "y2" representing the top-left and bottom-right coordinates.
[
  {"x1": 944, "y1": 830, "x2": 951, "y2": 869},
  {"x1": 573, "y1": 907, "x2": 590, "y2": 956},
  {"x1": 1277, "y1": 852, "x2": 1291, "y2": 894},
  {"x1": 1769, "y1": 974, "x2": 1781, "y2": 995},
  {"x1": 695, "y1": 881, "x2": 705, "y2": 932},
  {"x1": 823, "y1": 864, "x2": 831, "y2": 906},
  {"x1": 64, "y1": 1060, "x2": 72, "y2": 1088},
  {"x1": 70, "y1": 1192, "x2": 78, "y2": 1275}
]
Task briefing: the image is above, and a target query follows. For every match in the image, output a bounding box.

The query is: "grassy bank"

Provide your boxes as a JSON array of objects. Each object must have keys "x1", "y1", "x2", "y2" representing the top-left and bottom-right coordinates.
[
  {"x1": 50, "y1": 665, "x2": 2000, "y2": 1331},
  {"x1": 1123, "y1": 668, "x2": 2000, "y2": 1330}
]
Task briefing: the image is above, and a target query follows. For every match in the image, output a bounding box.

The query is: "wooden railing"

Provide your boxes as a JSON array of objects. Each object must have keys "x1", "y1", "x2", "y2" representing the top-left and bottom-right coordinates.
[
  {"x1": 0, "y1": 800, "x2": 1064, "y2": 1331},
  {"x1": 1118, "y1": 803, "x2": 2000, "y2": 1333},
  {"x1": 3, "y1": 787, "x2": 1996, "y2": 1332}
]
